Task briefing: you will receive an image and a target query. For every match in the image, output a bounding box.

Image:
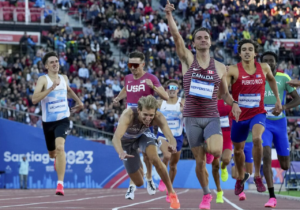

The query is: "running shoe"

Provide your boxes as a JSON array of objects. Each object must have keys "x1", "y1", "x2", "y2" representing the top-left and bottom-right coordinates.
[
  {"x1": 166, "y1": 191, "x2": 170, "y2": 203},
  {"x1": 199, "y1": 194, "x2": 212, "y2": 209},
  {"x1": 169, "y1": 192, "x2": 180, "y2": 209},
  {"x1": 125, "y1": 185, "x2": 136, "y2": 200},
  {"x1": 264, "y1": 197, "x2": 277, "y2": 208},
  {"x1": 235, "y1": 173, "x2": 250, "y2": 195},
  {"x1": 234, "y1": 180, "x2": 244, "y2": 195},
  {"x1": 55, "y1": 183, "x2": 64, "y2": 196},
  {"x1": 147, "y1": 179, "x2": 156, "y2": 195},
  {"x1": 158, "y1": 180, "x2": 166, "y2": 192},
  {"x1": 254, "y1": 176, "x2": 266, "y2": 192},
  {"x1": 239, "y1": 192, "x2": 246, "y2": 201},
  {"x1": 206, "y1": 153, "x2": 214, "y2": 164},
  {"x1": 216, "y1": 191, "x2": 224, "y2": 203},
  {"x1": 221, "y1": 164, "x2": 228, "y2": 182}
]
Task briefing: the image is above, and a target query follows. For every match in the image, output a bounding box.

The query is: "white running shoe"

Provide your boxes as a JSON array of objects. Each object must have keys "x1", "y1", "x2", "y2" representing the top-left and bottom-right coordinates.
[
  {"x1": 147, "y1": 179, "x2": 156, "y2": 195},
  {"x1": 125, "y1": 185, "x2": 136, "y2": 200}
]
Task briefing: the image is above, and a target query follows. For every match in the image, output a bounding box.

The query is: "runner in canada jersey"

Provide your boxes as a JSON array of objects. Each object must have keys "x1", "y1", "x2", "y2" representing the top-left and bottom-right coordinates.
[
  {"x1": 226, "y1": 39, "x2": 282, "y2": 197},
  {"x1": 165, "y1": 2, "x2": 240, "y2": 208},
  {"x1": 113, "y1": 51, "x2": 169, "y2": 200},
  {"x1": 261, "y1": 51, "x2": 300, "y2": 208}
]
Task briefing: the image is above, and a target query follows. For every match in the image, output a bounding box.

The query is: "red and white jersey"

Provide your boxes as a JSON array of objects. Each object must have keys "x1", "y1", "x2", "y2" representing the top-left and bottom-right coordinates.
[
  {"x1": 230, "y1": 62, "x2": 267, "y2": 121},
  {"x1": 183, "y1": 56, "x2": 221, "y2": 118},
  {"x1": 125, "y1": 72, "x2": 161, "y2": 108},
  {"x1": 218, "y1": 99, "x2": 231, "y2": 132}
]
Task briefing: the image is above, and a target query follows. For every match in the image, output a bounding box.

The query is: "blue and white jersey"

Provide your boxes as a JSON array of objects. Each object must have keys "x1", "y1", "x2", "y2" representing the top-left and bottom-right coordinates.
[
  {"x1": 41, "y1": 74, "x2": 70, "y2": 122},
  {"x1": 158, "y1": 97, "x2": 183, "y2": 137}
]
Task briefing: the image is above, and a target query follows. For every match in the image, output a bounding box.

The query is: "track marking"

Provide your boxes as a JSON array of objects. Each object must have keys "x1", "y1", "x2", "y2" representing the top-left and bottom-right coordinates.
[
  {"x1": 112, "y1": 189, "x2": 189, "y2": 210},
  {"x1": 0, "y1": 195, "x2": 50, "y2": 201},
  {"x1": 213, "y1": 190, "x2": 244, "y2": 210},
  {"x1": 110, "y1": 173, "x2": 129, "y2": 189},
  {"x1": 99, "y1": 165, "x2": 124, "y2": 187},
  {"x1": 0, "y1": 192, "x2": 146, "y2": 209}
]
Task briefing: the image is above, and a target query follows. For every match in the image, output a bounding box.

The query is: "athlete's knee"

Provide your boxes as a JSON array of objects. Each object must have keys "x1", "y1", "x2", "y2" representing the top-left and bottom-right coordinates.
[
  {"x1": 195, "y1": 159, "x2": 206, "y2": 170},
  {"x1": 210, "y1": 149, "x2": 222, "y2": 158},
  {"x1": 149, "y1": 155, "x2": 160, "y2": 166},
  {"x1": 212, "y1": 162, "x2": 220, "y2": 171},
  {"x1": 56, "y1": 145, "x2": 65, "y2": 153},
  {"x1": 234, "y1": 148, "x2": 244, "y2": 156},
  {"x1": 163, "y1": 154, "x2": 171, "y2": 162},
  {"x1": 222, "y1": 157, "x2": 230, "y2": 166},
  {"x1": 169, "y1": 162, "x2": 177, "y2": 171},
  {"x1": 252, "y1": 137, "x2": 262, "y2": 145}
]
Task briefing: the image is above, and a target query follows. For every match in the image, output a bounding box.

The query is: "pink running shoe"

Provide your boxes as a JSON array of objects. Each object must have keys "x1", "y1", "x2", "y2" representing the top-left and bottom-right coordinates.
[
  {"x1": 254, "y1": 176, "x2": 266, "y2": 192},
  {"x1": 199, "y1": 194, "x2": 212, "y2": 209},
  {"x1": 264, "y1": 198, "x2": 277, "y2": 208},
  {"x1": 55, "y1": 183, "x2": 64, "y2": 196},
  {"x1": 166, "y1": 192, "x2": 170, "y2": 203},
  {"x1": 206, "y1": 153, "x2": 214, "y2": 164},
  {"x1": 239, "y1": 192, "x2": 246, "y2": 201},
  {"x1": 158, "y1": 180, "x2": 166, "y2": 192}
]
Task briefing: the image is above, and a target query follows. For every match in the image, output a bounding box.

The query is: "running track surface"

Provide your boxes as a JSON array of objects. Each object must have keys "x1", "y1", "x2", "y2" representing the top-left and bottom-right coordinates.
[{"x1": 0, "y1": 189, "x2": 299, "y2": 210}]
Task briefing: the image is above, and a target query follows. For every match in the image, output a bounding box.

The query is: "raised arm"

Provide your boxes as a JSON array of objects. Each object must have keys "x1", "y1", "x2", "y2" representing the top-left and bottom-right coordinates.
[{"x1": 165, "y1": 1, "x2": 193, "y2": 75}]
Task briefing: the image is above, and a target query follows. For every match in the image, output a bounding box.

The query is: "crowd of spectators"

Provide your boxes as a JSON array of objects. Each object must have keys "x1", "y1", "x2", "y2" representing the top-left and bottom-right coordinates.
[{"x1": 0, "y1": 0, "x2": 300, "y2": 156}]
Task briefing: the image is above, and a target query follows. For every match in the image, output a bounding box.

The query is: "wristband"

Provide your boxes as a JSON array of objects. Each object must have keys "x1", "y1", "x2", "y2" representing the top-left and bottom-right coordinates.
[{"x1": 232, "y1": 101, "x2": 238, "y2": 106}]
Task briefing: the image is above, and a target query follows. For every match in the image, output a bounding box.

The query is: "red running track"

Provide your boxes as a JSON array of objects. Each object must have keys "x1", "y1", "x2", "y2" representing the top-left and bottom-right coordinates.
[{"x1": 0, "y1": 189, "x2": 299, "y2": 210}]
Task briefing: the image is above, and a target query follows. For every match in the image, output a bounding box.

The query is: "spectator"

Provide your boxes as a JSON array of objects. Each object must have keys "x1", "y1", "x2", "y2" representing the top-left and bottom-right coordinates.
[
  {"x1": 83, "y1": 24, "x2": 95, "y2": 37},
  {"x1": 78, "y1": 64, "x2": 89, "y2": 79},
  {"x1": 19, "y1": 156, "x2": 29, "y2": 189}
]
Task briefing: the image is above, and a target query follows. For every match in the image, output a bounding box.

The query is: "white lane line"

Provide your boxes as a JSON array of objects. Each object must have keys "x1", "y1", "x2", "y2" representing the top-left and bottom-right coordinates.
[
  {"x1": 0, "y1": 195, "x2": 50, "y2": 201},
  {"x1": 112, "y1": 189, "x2": 189, "y2": 210},
  {"x1": 0, "y1": 192, "x2": 131, "y2": 209},
  {"x1": 213, "y1": 190, "x2": 244, "y2": 210},
  {"x1": 110, "y1": 173, "x2": 129, "y2": 189}
]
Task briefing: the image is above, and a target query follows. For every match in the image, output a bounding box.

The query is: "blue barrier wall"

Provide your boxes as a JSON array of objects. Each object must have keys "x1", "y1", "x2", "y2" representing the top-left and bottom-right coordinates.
[{"x1": 0, "y1": 118, "x2": 240, "y2": 190}]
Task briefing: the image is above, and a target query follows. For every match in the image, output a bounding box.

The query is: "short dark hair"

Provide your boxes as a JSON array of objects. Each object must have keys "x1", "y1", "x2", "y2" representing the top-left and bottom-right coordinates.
[
  {"x1": 238, "y1": 39, "x2": 259, "y2": 54},
  {"x1": 192, "y1": 27, "x2": 211, "y2": 41},
  {"x1": 42, "y1": 52, "x2": 58, "y2": 65},
  {"x1": 165, "y1": 79, "x2": 180, "y2": 87},
  {"x1": 261, "y1": 51, "x2": 278, "y2": 63},
  {"x1": 129, "y1": 51, "x2": 145, "y2": 61}
]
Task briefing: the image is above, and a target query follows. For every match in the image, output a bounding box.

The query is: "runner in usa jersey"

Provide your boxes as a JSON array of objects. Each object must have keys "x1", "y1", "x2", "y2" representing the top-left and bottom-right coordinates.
[
  {"x1": 226, "y1": 39, "x2": 282, "y2": 197},
  {"x1": 165, "y1": 2, "x2": 240, "y2": 207},
  {"x1": 113, "y1": 51, "x2": 168, "y2": 200},
  {"x1": 260, "y1": 52, "x2": 300, "y2": 208}
]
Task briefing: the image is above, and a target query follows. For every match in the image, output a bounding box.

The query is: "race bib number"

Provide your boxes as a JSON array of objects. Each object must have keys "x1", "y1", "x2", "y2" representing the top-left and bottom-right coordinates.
[
  {"x1": 264, "y1": 104, "x2": 282, "y2": 118},
  {"x1": 47, "y1": 99, "x2": 67, "y2": 113},
  {"x1": 189, "y1": 79, "x2": 214, "y2": 99},
  {"x1": 238, "y1": 94, "x2": 261, "y2": 108},
  {"x1": 220, "y1": 116, "x2": 230, "y2": 128},
  {"x1": 127, "y1": 103, "x2": 137, "y2": 108},
  {"x1": 167, "y1": 119, "x2": 180, "y2": 129}
]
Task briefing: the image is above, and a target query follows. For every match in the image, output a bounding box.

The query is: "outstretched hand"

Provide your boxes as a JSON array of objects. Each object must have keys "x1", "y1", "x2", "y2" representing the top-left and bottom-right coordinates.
[{"x1": 164, "y1": 0, "x2": 175, "y2": 14}]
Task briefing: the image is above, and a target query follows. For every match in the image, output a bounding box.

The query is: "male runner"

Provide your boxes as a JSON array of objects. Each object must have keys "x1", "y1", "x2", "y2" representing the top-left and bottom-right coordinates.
[
  {"x1": 112, "y1": 95, "x2": 180, "y2": 209},
  {"x1": 261, "y1": 51, "x2": 300, "y2": 207},
  {"x1": 156, "y1": 79, "x2": 184, "y2": 203},
  {"x1": 165, "y1": 1, "x2": 241, "y2": 209},
  {"x1": 32, "y1": 52, "x2": 83, "y2": 195},
  {"x1": 226, "y1": 39, "x2": 282, "y2": 196},
  {"x1": 113, "y1": 51, "x2": 169, "y2": 199},
  {"x1": 211, "y1": 99, "x2": 233, "y2": 203}
]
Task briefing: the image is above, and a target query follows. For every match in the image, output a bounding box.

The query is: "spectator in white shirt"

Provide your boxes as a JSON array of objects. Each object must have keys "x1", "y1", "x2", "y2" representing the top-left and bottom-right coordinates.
[
  {"x1": 78, "y1": 64, "x2": 89, "y2": 79},
  {"x1": 158, "y1": 19, "x2": 168, "y2": 34},
  {"x1": 106, "y1": 76, "x2": 114, "y2": 86},
  {"x1": 90, "y1": 40, "x2": 100, "y2": 53},
  {"x1": 86, "y1": 51, "x2": 96, "y2": 66},
  {"x1": 119, "y1": 58, "x2": 126, "y2": 69}
]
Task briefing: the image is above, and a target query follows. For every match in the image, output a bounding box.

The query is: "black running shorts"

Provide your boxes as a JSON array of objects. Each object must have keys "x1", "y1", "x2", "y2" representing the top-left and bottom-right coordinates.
[{"x1": 42, "y1": 118, "x2": 70, "y2": 151}]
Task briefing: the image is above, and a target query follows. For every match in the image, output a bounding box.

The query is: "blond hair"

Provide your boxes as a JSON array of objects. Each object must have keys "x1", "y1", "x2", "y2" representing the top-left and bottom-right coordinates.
[{"x1": 138, "y1": 95, "x2": 158, "y2": 111}]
